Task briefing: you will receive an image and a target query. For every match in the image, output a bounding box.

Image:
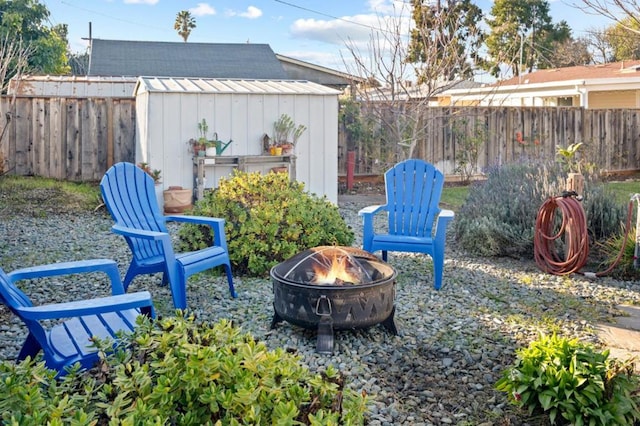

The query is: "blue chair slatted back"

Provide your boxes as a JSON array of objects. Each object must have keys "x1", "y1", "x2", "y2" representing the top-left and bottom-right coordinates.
[
  {"x1": 384, "y1": 159, "x2": 444, "y2": 238},
  {"x1": 101, "y1": 162, "x2": 167, "y2": 262}
]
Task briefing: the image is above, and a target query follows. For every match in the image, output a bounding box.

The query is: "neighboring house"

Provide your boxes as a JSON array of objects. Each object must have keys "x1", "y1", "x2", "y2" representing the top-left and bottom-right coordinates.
[
  {"x1": 441, "y1": 60, "x2": 640, "y2": 109},
  {"x1": 363, "y1": 79, "x2": 482, "y2": 106},
  {"x1": 88, "y1": 39, "x2": 289, "y2": 79},
  {"x1": 86, "y1": 39, "x2": 360, "y2": 91},
  {"x1": 275, "y1": 54, "x2": 363, "y2": 91}
]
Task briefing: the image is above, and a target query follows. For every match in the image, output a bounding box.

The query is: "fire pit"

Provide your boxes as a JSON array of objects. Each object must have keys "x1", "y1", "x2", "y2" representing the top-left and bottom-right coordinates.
[{"x1": 270, "y1": 246, "x2": 398, "y2": 353}]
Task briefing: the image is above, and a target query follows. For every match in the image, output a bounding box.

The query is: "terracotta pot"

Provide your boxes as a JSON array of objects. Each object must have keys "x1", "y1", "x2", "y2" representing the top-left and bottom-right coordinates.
[{"x1": 163, "y1": 187, "x2": 193, "y2": 214}]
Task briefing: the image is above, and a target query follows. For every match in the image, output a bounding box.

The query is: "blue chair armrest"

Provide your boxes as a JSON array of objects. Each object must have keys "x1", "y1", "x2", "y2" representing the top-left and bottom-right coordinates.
[
  {"x1": 7, "y1": 259, "x2": 125, "y2": 295},
  {"x1": 165, "y1": 215, "x2": 228, "y2": 249},
  {"x1": 357, "y1": 204, "x2": 386, "y2": 217},
  {"x1": 165, "y1": 215, "x2": 224, "y2": 227},
  {"x1": 111, "y1": 224, "x2": 168, "y2": 240},
  {"x1": 435, "y1": 209, "x2": 455, "y2": 241},
  {"x1": 17, "y1": 291, "x2": 155, "y2": 321}
]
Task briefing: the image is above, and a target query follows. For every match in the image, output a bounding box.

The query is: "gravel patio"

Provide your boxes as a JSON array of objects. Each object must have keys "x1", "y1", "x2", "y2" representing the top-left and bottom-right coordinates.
[{"x1": 1, "y1": 192, "x2": 640, "y2": 425}]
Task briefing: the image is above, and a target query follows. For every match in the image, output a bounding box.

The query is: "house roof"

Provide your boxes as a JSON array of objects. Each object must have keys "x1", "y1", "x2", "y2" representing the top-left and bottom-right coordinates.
[
  {"x1": 275, "y1": 54, "x2": 364, "y2": 88},
  {"x1": 496, "y1": 60, "x2": 640, "y2": 86},
  {"x1": 88, "y1": 39, "x2": 288, "y2": 79}
]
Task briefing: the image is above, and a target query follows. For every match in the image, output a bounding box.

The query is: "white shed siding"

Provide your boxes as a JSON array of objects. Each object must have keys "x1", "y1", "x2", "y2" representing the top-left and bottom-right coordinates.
[{"x1": 135, "y1": 77, "x2": 340, "y2": 204}]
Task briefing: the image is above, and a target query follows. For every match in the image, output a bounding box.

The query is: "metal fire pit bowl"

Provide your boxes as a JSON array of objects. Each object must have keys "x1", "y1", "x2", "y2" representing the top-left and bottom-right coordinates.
[{"x1": 270, "y1": 246, "x2": 398, "y2": 354}]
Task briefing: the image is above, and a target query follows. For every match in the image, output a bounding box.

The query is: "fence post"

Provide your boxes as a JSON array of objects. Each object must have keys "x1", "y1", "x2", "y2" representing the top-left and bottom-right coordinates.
[{"x1": 346, "y1": 151, "x2": 355, "y2": 191}]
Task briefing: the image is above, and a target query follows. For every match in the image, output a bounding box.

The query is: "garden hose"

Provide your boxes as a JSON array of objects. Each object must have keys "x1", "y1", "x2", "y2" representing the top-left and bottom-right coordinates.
[{"x1": 533, "y1": 191, "x2": 635, "y2": 277}]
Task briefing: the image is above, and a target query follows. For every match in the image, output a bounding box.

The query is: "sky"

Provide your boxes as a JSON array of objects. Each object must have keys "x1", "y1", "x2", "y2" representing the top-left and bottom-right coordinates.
[{"x1": 42, "y1": 0, "x2": 614, "y2": 75}]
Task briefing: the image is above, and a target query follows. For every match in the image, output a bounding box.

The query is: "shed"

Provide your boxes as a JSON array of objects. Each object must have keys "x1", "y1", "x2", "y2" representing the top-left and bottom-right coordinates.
[{"x1": 133, "y1": 76, "x2": 341, "y2": 204}]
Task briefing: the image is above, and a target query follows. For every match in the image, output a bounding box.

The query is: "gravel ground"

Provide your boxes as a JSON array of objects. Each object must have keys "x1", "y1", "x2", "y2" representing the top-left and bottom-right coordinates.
[{"x1": 1, "y1": 195, "x2": 640, "y2": 425}]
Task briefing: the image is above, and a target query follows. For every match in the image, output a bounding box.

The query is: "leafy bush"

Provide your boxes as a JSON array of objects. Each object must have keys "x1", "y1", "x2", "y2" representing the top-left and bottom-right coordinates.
[
  {"x1": 178, "y1": 170, "x2": 354, "y2": 276},
  {"x1": 454, "y1": 161, "x2": 625, "y2": 257},
  {"x1": 597, "y1": 225, "x2": 640, "y2": 280},
  {"x1": 496, "y1": 334, "x2": 640, "y2": 425},
  {"x1": 0, "y1": 315, "x2": 367, "y2": 425}
]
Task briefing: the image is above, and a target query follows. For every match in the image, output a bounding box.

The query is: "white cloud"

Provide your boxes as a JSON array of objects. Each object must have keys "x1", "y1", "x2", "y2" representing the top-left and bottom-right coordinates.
[
  {"x1": 241, "y1": 6, "x2": 262, "y2": 19},
  {"x1": 226, "y1": 6, "x2": 263, "y2": 19},
  {"x1": 189, "y1": 3, "x2": 216, "y2": 17},
  {"x1": 367, "y1": 0, "x2": 406, "y2": 15},
  {"x1": 123, "y1": 0, "x2": 159, "y2": 4},
  {"x1": 290, "y1": 15, "x2": 377, "y2": 46}
]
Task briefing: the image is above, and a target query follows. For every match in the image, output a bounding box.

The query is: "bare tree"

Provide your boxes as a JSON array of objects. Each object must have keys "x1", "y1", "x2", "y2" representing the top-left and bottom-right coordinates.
[
  {"x1": 573, "y1": 0, "x2": 640, "y2": 34},
  {"x1": 342, "y1": 2, "x2": 482, "y2": 165},
  {"x1": 584, "y1": 26, "x2": 613, "y2": 63},
  {"x1": 0, "y1": 34, "x2": 35, "y2": 175}
]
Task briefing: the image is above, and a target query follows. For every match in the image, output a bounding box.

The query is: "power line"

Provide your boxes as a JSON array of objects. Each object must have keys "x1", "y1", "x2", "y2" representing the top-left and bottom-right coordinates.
[
  {"x1": 58, "y1": 0, "x2": 169, "y2": 34},
  {"x1": 273, "y1": 0, "x2": 382, "y2": 31}
]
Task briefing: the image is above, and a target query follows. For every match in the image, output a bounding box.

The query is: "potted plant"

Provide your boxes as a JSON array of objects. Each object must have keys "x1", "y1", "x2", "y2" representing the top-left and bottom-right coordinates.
[
  {"x1": 137, "y1": 162, "x2": 163, "y2": 209},
  {"x1": 137, "y1": 162, "x2": 161, "y2": 184},
  {"x1": 271, "y1": 114, "x2": 306, "y2": 155},
  {"x1": 187, "y1": 119, "x2": 210, "y2": 157}
]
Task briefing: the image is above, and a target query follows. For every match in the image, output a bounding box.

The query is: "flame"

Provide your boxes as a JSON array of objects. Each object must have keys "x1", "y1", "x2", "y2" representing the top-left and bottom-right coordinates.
[{"x1": 311, "y1": 251, "x2": 362, "y2": 285}]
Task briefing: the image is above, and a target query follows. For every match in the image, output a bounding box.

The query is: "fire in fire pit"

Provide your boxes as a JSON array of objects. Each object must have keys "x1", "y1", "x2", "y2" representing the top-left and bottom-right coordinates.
[{"x1": 270, "y1": 246, "x2": 397, "y2": 353}]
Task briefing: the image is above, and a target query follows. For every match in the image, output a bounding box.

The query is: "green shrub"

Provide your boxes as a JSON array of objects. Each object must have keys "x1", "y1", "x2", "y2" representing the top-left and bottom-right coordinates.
[
  {"x1": 0, "y1": 315, "x2": 367, "y2": 425},
  {"x1": 178, "y1": 170, "x2": 354, "y2": 276},
  {"x1": 454, "y1": 161, "x2": 625, "y2": 258},
  {"x1": 596, "y1": 225, "x2": 640, "y2": 280},
  {"x1": 496, "y1": 334, "x2": 640, "y2": 425}
]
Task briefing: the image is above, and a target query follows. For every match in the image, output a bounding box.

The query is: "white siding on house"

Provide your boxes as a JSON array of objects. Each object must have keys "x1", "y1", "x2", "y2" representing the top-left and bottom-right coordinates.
[{"x1": 134, "y1": 77, "x2": 341, "y2": 204}]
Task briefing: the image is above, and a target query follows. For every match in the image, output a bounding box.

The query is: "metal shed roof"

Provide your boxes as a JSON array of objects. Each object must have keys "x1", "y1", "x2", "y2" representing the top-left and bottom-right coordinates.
[{"x1": 134, "y1": 76, "x2": 342, "y2": 96}]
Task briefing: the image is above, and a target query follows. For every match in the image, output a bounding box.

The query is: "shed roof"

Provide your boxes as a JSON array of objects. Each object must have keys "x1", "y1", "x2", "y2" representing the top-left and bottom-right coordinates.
[
  {"x1": 89, "y1": 39, "x2": 288, "y2": 79},
  {"x1": 134, "y1": 76, "x2": 342, "y2": 95}
]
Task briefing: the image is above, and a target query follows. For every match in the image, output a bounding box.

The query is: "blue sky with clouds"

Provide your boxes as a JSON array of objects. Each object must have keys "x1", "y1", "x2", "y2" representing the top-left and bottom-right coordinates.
[{"x1": 43, "y1": 0, "x2": 612, "y2": 73}]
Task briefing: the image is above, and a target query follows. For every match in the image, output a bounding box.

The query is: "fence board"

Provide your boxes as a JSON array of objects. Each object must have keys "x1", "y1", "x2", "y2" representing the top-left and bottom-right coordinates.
[
  {"x1": 3, "y1": 99, "x2": 640, "y2": 180},
  {"x1": 337, "y1": 106, "x2": 640, "y2": 176},
  {"x1": 0, "y1": 96, "x2": 135, "y2": 181}
]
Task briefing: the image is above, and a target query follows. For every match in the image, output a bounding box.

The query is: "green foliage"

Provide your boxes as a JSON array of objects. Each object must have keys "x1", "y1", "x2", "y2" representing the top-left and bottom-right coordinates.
[
  {"x1": 178, "y1": 170, "x2": 354, "y2": 276},
  {"x1": 597, "y1": 224, "x2": 640, "y2": 280},
  {"x1": 556, "y1": 142, "x2": 584, "y2": 174},
  {"x1": 272, "y1": 113, "x2": 307, "y2": 146},
  {"x1": 407, "y1": 0, "x2": 485, "y2": 82},
  {"x1": 454, "y1": 161, "x2": 625, "y2": 257},
  {"x1": 0, "y1": 357, "x2": 99, "y2": 424},
  {"x1": 483, "y1": 0, "x2": 570, "y2": 77},
  {"x1": 0, "y1": 315, "x2": 367, "y2": 424},
  {"x1": 451, "y1": 117, "x2": 487, "y2": 184},
  {"x1": 174, "y1": 10, "x2": 196, "y2": 42},
  {"x1": 605, "y1": 17, "x2": 640, "y2": 61},
  {"x1": 496, "y1": 334, "x2": 640, "y2": 425},
  {"x1": 0, "y1": 0, "x2": 70, "y2": 76}
]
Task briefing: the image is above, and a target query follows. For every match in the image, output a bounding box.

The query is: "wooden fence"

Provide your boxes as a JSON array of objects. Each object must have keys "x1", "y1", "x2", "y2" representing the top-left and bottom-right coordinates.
[
  {"x1": 2, "y1": 98, "x2": 640, "y2": 181},
  {"x1": 338, "y1": 106, "x2": 640, "y2": 176},
  {"x1": 0, "y1": 96, "x2": 135, "y2": 181}
]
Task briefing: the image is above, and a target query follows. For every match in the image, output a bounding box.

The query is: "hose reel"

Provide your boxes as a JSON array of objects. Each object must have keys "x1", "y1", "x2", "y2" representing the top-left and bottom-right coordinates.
[{"x1": 533, "y1": 188, "x2": 637, "y2": 277}]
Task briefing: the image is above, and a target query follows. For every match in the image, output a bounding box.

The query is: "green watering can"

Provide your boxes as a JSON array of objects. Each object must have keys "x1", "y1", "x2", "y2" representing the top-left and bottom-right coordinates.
[{"x1": 212, "y1": 133, "x2": 233, "y2": 155}]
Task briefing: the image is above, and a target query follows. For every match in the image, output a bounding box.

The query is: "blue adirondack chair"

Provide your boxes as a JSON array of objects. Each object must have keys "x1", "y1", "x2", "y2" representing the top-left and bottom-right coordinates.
[
  {"x1": 359, "y1": 159, "x2": 455, "y2": 290},
  {"x1": 100, "y1": 162, "x2": 236, "y2": 310},
  {"x1": 0, "y1": 258, "x2": 155, "y2": 376}
]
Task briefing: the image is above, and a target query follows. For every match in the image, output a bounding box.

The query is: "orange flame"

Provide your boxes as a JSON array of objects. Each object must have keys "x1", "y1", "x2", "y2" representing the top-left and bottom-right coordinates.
[{"x1": 311, "y1": 252, "x2": 361, "y2": 285}]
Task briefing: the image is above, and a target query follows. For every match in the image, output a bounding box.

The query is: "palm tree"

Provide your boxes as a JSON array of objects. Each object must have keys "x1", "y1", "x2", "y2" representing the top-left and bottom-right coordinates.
[{"x1": 174, "y1": 11, "x2": 196, "y2": 42}]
